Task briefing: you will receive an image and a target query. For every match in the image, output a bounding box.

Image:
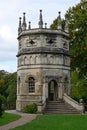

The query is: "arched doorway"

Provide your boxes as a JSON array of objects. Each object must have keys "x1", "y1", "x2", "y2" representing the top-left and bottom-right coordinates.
[{"x1": 48, "y1": 80, "x2": 58, "y2": 101}]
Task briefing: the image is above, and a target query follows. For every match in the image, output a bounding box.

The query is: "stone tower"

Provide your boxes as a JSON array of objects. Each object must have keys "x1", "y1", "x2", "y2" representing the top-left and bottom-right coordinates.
[{"x1": 16, "y1": 10, "x2": 70, "y2": 112}]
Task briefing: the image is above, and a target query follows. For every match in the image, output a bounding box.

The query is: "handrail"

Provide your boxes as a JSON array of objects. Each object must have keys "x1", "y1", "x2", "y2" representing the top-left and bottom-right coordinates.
[{"x1": 63, "y1": 94, "x2": 84, "y2": 113}]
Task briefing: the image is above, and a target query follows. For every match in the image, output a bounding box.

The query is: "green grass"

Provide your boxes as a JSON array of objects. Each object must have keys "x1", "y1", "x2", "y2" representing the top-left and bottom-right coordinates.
[
  {"x1": 11, "y1": 115, "x2": 87, "y2": 130},
  {"x1": 0, "y1": 112, "x2": 21, "y2": 126}
]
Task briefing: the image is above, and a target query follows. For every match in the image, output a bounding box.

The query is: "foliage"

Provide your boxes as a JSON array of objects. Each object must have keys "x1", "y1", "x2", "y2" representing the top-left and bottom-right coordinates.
[
  {"x1": 11, "y1": 115, "x2": 87, "y2": 130},
  {"x1": 0, "y1": 95, "x2": 4, "y2": 117},
  {"x1": 0, "y1": 113, "x2": 21, "y2": 126},
  {"x1": 22, "y1": 103, "x2": 38, "y2": 113},
  {"x1": 50, "y1": 0, "x2": 87, "y2": 102},
  {"x1": 50, "y1": 1, "x2": 87, "y2": 77},
  {"x1": 50, "y1": 18, "x2": 65, "y2": 30},
  {"x1": 6, "y1": 73, "x2": 17, "y2": 109},
  {"x1": 65, "y1": 0, "x2": 87, "y2": 77},
  {"x1": 0, "y1": 70, "x2": 17, "y2": 109},
  {"x1": 70, "y1": 71, "x2": 87, "y2": 102},
  {"x1": 66, "y1": 0, "x2": 87, "y2": 101}
]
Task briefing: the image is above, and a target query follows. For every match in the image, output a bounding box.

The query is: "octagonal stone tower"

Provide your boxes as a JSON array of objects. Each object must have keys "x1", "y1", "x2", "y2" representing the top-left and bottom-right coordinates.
[{"x1": 16, "y1": 10, "x2": 70, "y2": 112}]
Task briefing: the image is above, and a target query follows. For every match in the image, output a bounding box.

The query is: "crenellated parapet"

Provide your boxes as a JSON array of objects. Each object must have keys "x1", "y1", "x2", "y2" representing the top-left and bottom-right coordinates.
[{"x1": 18, "y1": 10, "x2": 69, "y2": 34}]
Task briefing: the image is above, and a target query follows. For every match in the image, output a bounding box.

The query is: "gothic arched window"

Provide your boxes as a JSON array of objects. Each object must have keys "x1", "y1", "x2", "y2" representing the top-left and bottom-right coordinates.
[
  {"x1": 35, "y1": 56, "x2": 38, "y2": 64},
  {"x1": 24, "y1": 56, "x2": 27, "y2": 64},
  {"x1": 30, "y1": 56, "x2": 33, "y2": 64},
  {"x1": 28, "y1": 77, "x2": 35, "y2": 93}
]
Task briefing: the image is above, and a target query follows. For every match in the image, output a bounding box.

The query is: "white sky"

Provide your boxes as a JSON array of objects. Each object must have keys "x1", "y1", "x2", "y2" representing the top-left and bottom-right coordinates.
[{"x1": 0, "y1": 0, "x2": 80, "y2": 73}]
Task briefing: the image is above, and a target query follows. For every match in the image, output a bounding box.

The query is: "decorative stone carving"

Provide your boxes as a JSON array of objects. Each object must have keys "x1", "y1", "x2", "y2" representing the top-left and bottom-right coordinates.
[
  {"x1": 26, "y1": 37, "x2": 37, "y2": 47},
  {"x1": 48, "y1": 39, "x2": 54, "y2": 44},
  {"x1": 29, "y1": 40, "x2": 35, "y2": 45},
  {"x1": 45, "y1": 75, "x2": 61, "y2": 83},
  {"x1": 46, "y1": 37, "x2": 56, "y2": 47},
  {"x1": 17, "y1": 47, "x2": 70, "y2": 57}
]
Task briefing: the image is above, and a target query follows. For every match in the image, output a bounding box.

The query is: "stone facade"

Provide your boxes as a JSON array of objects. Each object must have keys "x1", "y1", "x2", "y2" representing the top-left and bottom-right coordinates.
[{"x1": 16, "y1": 11, "x2": 70, "y2": 112}]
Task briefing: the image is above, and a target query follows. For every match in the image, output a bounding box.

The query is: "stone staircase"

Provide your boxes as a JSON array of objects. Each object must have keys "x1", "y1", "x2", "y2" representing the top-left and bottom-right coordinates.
[{"x1": 44, "y1": 100, "x2": 81, "y2": 114}]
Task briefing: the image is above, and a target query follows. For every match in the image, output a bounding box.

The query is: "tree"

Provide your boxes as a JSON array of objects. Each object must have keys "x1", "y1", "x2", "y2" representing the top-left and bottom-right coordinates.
[
  {"x1": 50, "y1": 0, "x2": 87, "y2": 101},
  {"x1": 65, "y1": 0, "x2": 87, "y2": 77},
  {"x1": 50, "y1": 18, "x2": 65, "y2": 30},
  {"x1": 0, "y1": 70, "x2": 17, "y2": 109},
  {"x1": 71, "y1": 71, "x2": 87, "y2": 101},
  {"x1": 0, "y1": 95, "x2": 4, "y2": 117},
  {"x1": 6, "y1": 72, "x2": 17, "y2": 109},
  {"x1": 50, "y1": 0, "x2": 87, "y2": 77}
]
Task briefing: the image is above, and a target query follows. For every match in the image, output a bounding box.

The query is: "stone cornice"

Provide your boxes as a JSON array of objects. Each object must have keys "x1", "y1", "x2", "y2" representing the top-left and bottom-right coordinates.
[
  {"x1": 17, "y1": 47, "x2": 70, "y2": 57},
  {"x1": 18, "y1": 28, "x2": 69, "y2": 39}
]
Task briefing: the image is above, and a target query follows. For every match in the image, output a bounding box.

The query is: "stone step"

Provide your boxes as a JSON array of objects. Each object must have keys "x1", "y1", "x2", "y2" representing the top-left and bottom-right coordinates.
[
  {"x1": 44, "y1": 111, "x2": 80, "y2": 114},
  {"x1": 44, "y1": 100, "x2": 81, "y2": 114},
  {"x1": 46, "y1": 108, "x2": 79, "y2": 111},
  {"x1": 48, "y1": 100, "x2": 64, "y2": 103},
  {"x1": 47, "y1": 105, "x2": 77, "y2": 109}
]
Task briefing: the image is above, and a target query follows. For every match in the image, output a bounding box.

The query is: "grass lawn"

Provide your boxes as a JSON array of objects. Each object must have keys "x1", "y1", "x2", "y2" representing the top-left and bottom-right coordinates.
[
  {"x1": 11, "y1": 114, "x2": 87, "y2": 130},
  {"x1": 0, "y1": 112, "x2": 21, "y2": 126}
]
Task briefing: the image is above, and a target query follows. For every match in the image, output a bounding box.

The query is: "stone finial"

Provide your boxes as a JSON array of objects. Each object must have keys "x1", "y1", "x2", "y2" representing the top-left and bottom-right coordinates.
[
  {"x1": 57, "y1": 11, "x2": 62, "y2": 30},
  {"x1": 18, "y1": 17, "x2": 22, "y2": 33},
  {"x1": 22, "y1": 12, "x2": 27, "y2": 30},
  {"x1": 28, "y1": 21, "x2": 31, "y2": 29},
  {"x1": 65, "y1": 17, "x2": 69, "y2": 33},
  {"x1": 45, "y1": 23, "x2": 47, "y2": 29},
  {"x1": 38, "y1": 10, "x2": 43, "y2": 28}
]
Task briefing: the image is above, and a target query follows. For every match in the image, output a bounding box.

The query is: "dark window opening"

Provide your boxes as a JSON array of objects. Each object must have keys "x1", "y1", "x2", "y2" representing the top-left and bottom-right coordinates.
[{"x1": 28, "y1": 77, "x2": 35, "y2": 93}]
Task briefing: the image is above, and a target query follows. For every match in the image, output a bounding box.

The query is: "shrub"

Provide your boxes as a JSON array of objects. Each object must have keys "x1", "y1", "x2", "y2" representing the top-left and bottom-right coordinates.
[{"x1": 22, "y1": 103, "x2": 38, "y2": 113}]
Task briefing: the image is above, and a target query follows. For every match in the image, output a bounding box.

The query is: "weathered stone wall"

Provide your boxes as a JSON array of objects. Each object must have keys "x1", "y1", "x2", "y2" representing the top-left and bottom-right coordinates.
[{"x1": 16, "y1": 29, "x2": 70, "y2": 112}]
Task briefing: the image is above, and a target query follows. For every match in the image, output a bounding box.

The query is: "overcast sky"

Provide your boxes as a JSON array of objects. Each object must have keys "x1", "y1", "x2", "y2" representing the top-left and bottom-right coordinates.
[{"x1": 0, "y1": 0, "x2": 80, "y2": 73}]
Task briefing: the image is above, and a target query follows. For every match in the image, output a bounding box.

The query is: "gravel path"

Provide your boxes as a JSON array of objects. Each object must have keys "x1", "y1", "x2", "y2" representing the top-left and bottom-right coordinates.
[{"x1": 0, "y1": 110, "x2": 37, "y2": 130}]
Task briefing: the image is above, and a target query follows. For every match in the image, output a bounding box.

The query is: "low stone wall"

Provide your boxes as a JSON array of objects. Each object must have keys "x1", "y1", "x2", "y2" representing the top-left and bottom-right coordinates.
[{"x1": 63, "y1": 94, "x2": 84, "y2": 113}]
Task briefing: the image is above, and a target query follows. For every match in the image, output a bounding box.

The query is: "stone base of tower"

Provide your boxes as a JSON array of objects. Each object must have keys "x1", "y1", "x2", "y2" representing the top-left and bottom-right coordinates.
[{"x1": 16, "y1": 99, "x2": 45, "y2": 113}]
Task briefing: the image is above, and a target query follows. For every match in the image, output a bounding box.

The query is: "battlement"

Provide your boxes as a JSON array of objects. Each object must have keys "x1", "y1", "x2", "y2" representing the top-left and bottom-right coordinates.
[{"x1": 18, "y1": 10, "x2": 69, "y2": 35}]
